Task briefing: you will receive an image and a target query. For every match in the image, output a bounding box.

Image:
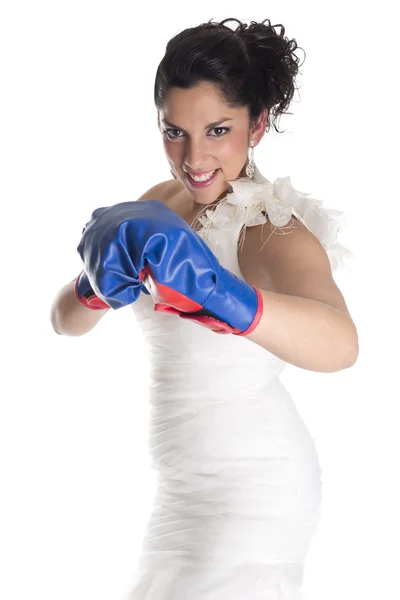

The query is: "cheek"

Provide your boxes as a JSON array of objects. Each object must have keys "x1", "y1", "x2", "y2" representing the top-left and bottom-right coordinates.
[
  {"x1": 163, "y1": 140, "x2": 180, "y2": 162},
  {"x1": 219, "y1": 135, "x2": 248, "y2": 162}
]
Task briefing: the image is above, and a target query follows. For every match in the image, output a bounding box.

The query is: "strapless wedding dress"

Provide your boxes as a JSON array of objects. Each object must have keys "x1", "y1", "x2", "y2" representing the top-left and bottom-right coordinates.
[{"x1": 123, "y1": 166, "x2": 351, "y2": 599}]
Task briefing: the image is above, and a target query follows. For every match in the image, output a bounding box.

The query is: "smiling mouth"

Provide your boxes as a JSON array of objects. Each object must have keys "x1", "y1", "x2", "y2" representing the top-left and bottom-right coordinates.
[{"x1": 186, "y1": 169, "x2": 218, "y2": 182}]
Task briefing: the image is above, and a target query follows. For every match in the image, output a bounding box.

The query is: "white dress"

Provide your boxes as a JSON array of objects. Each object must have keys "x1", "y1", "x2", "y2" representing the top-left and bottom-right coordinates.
[{"x1": 124, "y1": 167, "x2": 352, "y2": 599}]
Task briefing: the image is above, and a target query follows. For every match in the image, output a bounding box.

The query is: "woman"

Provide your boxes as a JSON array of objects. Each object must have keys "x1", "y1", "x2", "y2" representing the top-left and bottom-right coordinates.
[{"x1": 51, "y1": 17, "x2": 358, "y2": 599}]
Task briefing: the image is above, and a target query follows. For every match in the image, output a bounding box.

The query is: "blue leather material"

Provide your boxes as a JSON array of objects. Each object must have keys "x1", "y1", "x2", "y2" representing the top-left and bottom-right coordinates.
[
  {"x1": 200, "y1": 265, "x2": 259, "y2": 331},
  {"x1": 77, "y1": 200, "x2": 258, "y2": 330}
]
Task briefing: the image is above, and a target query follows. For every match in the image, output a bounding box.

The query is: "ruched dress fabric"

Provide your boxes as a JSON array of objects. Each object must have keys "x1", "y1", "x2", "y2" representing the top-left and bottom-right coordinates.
[{"x1": 124, "y1": 167, "x2": 352, "y2": 599}]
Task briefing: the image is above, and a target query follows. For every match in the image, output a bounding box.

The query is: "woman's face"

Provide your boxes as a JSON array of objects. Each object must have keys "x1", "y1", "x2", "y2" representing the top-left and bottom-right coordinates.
[{"x1": 158, "y1": 81, "x2": 266, "y2": 206}]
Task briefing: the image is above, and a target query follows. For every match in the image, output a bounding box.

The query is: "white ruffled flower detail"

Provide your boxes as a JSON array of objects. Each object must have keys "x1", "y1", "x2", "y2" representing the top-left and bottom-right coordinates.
[
  {"x1": 227, "y1": 177, "x2": 293, "y2": 228},
  {"x1": 225, "y1": 169, "x2": 353, "y2": 273},
  {"x1": 197, "y1": 203, "x2": 236, "y2": 229}
]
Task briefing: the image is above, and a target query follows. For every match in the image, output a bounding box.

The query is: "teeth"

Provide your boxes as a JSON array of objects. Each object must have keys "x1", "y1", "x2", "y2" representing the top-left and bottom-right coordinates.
[{"x1": 188, "y1": 170, "x2": 216, "y2": 182}]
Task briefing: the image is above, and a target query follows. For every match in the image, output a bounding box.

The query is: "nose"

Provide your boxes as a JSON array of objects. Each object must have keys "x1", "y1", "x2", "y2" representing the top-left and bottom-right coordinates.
[{"x1": 183, "y1": 138, "x2": 210, "y2": 171}]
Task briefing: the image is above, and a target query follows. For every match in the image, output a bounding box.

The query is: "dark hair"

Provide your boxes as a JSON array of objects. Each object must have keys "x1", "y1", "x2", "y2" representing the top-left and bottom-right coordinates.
[{"x1": 154, "y1": 17, "x2": 306, "y2": 134}]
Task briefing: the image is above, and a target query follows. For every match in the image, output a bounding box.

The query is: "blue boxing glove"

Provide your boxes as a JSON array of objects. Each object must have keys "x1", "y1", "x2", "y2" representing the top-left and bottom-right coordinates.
[
  {"x1": 74, "y1": 204, "x2": 152, "y2": 310},
  {"x1": 75, "y1": 199, "x2": 263, "y2": 335}
]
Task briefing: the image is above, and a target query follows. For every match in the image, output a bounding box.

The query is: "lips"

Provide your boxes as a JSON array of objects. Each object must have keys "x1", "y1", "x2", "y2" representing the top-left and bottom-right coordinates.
[{"x1": 185, "y1": 169, "x2": 219, "y2": 188}]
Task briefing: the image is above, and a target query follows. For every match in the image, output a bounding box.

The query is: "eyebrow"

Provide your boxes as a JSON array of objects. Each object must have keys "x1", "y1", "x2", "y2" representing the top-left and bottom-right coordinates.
[{"x1": 161, "y1": 117, "x2": 234, "y2": 130}]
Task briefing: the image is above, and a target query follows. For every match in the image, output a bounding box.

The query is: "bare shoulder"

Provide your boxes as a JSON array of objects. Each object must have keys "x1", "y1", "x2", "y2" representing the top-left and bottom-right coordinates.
[
  {"x1": 239, "y1": 216, "x2": 353, "y2": 317},
  {"x1": 137, "y1": 179, "x2": 183, "y2": 203},
  {"x1": 238, "y1": 215, "x2": 302, "y2": 292}
]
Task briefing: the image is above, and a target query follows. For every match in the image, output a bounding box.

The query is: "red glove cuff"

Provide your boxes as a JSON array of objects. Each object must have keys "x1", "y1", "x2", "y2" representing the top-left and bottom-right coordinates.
[
  {"x1": 73, "y1": 273, "x2": 111, "y2": 311},
  {"x1": 154, "y1": 286, "x2": 263, "y2": 336}
]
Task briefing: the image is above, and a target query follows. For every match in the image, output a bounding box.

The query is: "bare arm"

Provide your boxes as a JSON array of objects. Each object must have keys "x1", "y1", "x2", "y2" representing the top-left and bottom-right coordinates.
[
  {"x1": 50, "y1": 277, "x2": 109, "y2": 336},
  {"x1": 50, "y1": 179, "x2": 175, "y2": 337},
  {"x1": 240, "y1": 219, "x2": 358, "y2": 372}
]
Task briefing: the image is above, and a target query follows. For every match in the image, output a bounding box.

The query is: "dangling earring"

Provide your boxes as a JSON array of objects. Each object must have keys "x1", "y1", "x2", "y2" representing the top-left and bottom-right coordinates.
[{"x1": 246, "y1": 140, "x2": 255, "y2": 179}]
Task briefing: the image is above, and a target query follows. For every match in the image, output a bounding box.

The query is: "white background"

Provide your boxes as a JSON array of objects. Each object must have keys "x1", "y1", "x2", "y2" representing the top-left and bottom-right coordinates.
[{"x1": 1, "y1": 1, "x2": 398, "y2": 599}]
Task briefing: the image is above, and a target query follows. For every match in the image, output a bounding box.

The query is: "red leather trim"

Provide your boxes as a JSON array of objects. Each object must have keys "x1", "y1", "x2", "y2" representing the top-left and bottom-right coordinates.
[
  {"x1": 178, "y1": 313, "x2": 239, "y2": 334},
  {"x1": 74, "y1": 271, "x2": 110, "y2": 311},
  {"x1": 156, "y1": 281, "x2": 203, "y2": 311},
  {"x1": 153, "y1": 304, "x2": 182, "y2": 315},
  {"x1": 141, "y1": 264, "x2": 203, "y2": 312},
  {"x1": 86, "y1": 296, "x2": 111, "y2": 310},
  {"x1": 153, "y1": 307, "x2": 242, "y2": 335}
]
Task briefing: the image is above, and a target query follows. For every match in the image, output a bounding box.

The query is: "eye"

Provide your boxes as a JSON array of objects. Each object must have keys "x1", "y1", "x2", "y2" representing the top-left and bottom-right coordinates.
[
  {"x1": 210, "y1": 127, "x2": 230, "y2": 137},
  {"x1": 162, "y1": 127, "x2": 230, "y2": 140},
  {"x1": 162, "y1": 128, "x2": 182, "y2": 140}
]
